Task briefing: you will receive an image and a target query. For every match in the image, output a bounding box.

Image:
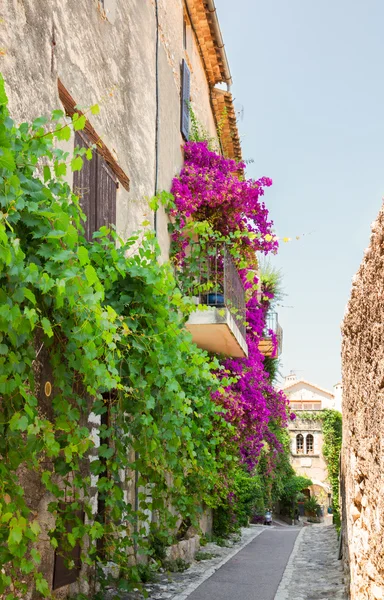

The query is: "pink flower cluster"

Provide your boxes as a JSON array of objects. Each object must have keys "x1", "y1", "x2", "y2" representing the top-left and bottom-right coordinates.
[
  {"x1": 170, "y1": 142, "x2": 278, "y2": 264},
  {"x1": 170, "y1": 141, "x2": 289, "y2": 470}
]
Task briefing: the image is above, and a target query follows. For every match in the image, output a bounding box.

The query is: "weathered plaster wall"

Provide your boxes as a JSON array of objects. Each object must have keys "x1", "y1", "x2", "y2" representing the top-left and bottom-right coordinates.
[
  {"x1": 2, "y1": 0, "x2": 218, "y2": 259},
  {"x1": 342, "y1": 205, "x2": 384, "y2": 600}
]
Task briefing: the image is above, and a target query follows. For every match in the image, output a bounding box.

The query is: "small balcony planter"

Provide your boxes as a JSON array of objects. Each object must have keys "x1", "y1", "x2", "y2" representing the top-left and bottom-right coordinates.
[
  {"x1": 206, "y1": 292, "x2": 225, "y2": 307},
  {"x1": 185, "y1": 243, "x2": 247, "y2": 357}
]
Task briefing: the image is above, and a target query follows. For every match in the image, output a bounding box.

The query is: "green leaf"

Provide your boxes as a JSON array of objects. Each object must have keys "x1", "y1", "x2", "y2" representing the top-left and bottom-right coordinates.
[
  {"x1": 41, "y1": 317, "x2": 53, "y2": 338},
  {"x1": 35, "y1": 573, "x2": 49, "y2": 596},
  {"x1": 86, "y1": 147, "x2": 93, "y2": 160},
  {"x1": 73, "y1": 114, "x2": 86, "y2": 131},
  {"x1": 0, "y1": 147, "x2": 15, "y2": 172},
  {"x1": 1, "y1": 513, "x2": 13, "y2": 523},
  {"x1": 0, "y1": 75, "x2": 8, "y2": 106},
  {"x1": 23, "y1": 288, "x2": 36, "y2": 305},
  {"x1": 9, "y1": 413, "x2": 29, "y2": 432},
  {"x1": 98, "y1": 444, "x2": 114, "y2": 459},
  {"x1": 52, "y1": 109, "x2": 64, "y2": 121},
  {"x1": 54, "y1": 161, "x2": 67, "y2": 177},
  {"x1": 8, "y1": 524, "x2": 23, "y2": 545},
  {"x1": 77, "y1": 246, "x2": 89, "y2": 266},
  {"x1": 85, "y1": 264, "x2": 99, "y2": 286},
  {"x1": 20, "y1": 558, "x2": 35, "y2": 574},
  {"x1": 56, "y1": 125, "x2": 71, "y2": 141},
  {"x1": 30, "y1": 521, "x2": 40, "y2": 536},
  {"x1": 90, "y1": 104, "x2": 100, "y2": 115},
  {"x1": 32, "y1": 116, "x2": 48, "y2": 129},
  {"x1": 71, "y1": 156, "x2": 83, "y2": 172},
  {"x1": 43, "y1": 165, "x2": 51, "y2": 182}
]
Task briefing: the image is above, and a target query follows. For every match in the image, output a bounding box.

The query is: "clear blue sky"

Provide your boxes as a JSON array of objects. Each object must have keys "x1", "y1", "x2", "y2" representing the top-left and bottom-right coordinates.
[{"x1": 216, "y1": 0, "x2": 384, "y2": 390}]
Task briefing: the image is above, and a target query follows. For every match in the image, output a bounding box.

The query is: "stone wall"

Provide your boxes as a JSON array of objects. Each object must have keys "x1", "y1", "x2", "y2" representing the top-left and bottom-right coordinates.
[{"x1": 342, "y1": 204, "x2": 384, "y2": 600}]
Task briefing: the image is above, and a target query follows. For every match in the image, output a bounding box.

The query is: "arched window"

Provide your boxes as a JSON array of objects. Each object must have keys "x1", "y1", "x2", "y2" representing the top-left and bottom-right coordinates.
[
  {"x1": 296, "y1": 434, "x2": 304, "y2": 454},
  {"x1": 306, "y1": 434, "x2": 314, "y2": 454}
]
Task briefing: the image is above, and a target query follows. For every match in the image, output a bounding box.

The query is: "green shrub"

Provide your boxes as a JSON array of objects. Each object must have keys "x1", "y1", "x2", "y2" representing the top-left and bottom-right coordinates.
[
  {"x1": 304, "y1": 495, "x2": 319, "y2": 516},
  {"x1": 163, "y1": 558, "x2": 190, "y2": 572},
  {"x1": 195, "y1": 551, "x2": 218, "y2": 561}
]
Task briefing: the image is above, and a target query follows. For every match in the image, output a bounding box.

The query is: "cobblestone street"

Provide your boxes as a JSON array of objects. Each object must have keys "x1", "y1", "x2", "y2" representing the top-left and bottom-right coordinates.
[{"x1": 275, "y1": 525, "x2": 347, "y2": 600}]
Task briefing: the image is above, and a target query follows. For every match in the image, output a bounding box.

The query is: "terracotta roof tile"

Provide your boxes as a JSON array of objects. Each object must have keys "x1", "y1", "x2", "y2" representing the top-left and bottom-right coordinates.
[
  {"x1": 187, "y1": 0, "x2": 227, "y2": 86},
  {"x1": 211, "y1": 88, "x2": 242, "y2": 163}
]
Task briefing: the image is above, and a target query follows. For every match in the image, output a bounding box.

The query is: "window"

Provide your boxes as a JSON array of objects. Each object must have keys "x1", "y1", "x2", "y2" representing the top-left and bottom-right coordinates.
[
  {"x1": 73, "y1": 131, "x2": 117, "y2": 241},
  {"x1": 296, "y1": 434, "x2": 304, "y2": 454},
  {"x1": 180, "y1": 58, "x2": 191, "y2": 140},
  {"x1": 306, "y1": 434, "x2": 314, "y2": 454},
  {"x1": 290, "y1": 401, "x2": 322, "y2": 410}
]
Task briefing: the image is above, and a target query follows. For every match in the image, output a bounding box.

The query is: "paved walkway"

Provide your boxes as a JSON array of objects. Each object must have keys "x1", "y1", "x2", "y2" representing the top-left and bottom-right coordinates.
[
  {"x1": 275, "y1": 524, "x2": 347, "y2": 600},
  {"x1": 107, "y1": 524, "x2": 347, "y2": 600},
  {"x1": 186, "y1": 528, "x2": 300, "y2": 600}
]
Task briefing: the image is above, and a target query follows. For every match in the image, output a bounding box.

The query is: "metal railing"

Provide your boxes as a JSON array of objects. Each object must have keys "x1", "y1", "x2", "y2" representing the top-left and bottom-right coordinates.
[
  {"x1": 190, "y1": 243, "x2": 246, "y2": 340},
  {"x1": 264, "y1": 312, "x2": 283, "y2": 356}
]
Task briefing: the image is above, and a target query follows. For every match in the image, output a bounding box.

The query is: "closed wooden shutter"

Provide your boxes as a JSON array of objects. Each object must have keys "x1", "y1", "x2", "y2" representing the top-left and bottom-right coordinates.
[
  {"x1": 52, "y1": 505, "x2": 84, "y2": 590},
  {"x1": 181, "y1": 59, "x2": 191, "y2": 140},
  {"x1": 73, "y1": 131, "x2": 97, "y2": 241},
  {"x1": 96, "y1": 159, "x2": 117, "y2": 231},
  {"x1": 73, "y1": 131, "x2": 117, "y2": 241}
]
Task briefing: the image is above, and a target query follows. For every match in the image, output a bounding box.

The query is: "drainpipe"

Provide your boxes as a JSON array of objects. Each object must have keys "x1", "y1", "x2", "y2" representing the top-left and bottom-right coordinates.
[
  {"x1": 205, "y1": 0, "x2": 233, "y2": 90},
  {"x1": 154, "y1": 0, "x2": 160, "y2": 235}
]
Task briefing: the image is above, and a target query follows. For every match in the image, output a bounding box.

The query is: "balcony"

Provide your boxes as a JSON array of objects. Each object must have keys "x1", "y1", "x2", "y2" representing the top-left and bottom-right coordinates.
[
  {"x1": 258, "y1": 312, "x2": 283, "y2": 357},
  {"x1": 185, "y1": 244, "x2": 248, "y2": 358}
]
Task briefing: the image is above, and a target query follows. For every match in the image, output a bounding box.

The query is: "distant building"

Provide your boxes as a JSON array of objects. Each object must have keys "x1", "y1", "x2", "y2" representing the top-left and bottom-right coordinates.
[{"x1": 282, "y1": 373, "x2": 342, "y2": 508}]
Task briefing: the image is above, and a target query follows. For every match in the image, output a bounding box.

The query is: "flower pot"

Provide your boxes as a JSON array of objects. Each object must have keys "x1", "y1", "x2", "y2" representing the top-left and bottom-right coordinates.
[{"x1": 206, "y1": 293, "x2": 225, "y2": 307}]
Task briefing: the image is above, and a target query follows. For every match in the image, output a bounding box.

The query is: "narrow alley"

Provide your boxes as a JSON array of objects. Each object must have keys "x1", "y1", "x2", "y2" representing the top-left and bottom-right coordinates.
[
  {"x1": 2, "y1": 1, "x2": 384, "y2": 598},
  {"x1": 112, "y1": 524, "x2": 346, "y2": 600}
]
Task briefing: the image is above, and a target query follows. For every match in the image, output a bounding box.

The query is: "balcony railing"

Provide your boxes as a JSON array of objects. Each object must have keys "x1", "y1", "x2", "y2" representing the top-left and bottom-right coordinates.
[
  {"x1": 259, "y1": 311, "x2": 283, "y2": 357},
  {"x1": 195, "y1": 244, "x2": 246, "y2": 339},
  {"x1": 185, "y1": 243, "x2": 247, "y2": 357}
]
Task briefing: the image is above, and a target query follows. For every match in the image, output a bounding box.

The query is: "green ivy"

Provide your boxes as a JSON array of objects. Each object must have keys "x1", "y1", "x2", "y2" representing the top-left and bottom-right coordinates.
[
  {"x1": 295, "y1": 409, "x2": 342, "y2": 526},
  {"x1": 0, "y1": 73, "x2": 235, "y2": 598},
  {"x1": 322, "y1": 410, "x2": 342, "y2": 528}
]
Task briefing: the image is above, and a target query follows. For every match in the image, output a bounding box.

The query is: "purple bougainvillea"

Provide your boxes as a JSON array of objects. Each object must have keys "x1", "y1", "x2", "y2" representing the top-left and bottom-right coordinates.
[{"x1": 170, "y1": 141, "x2": 289, "y2": 470}]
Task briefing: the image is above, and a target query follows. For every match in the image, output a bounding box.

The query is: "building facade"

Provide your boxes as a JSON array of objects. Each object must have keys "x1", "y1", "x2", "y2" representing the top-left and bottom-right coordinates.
[
  {"x1": 1, "y1": 2, "x2": 285, "y2": 597},
  {"x1": 1, "y1": 1, "x2": 244, "y2": 597},
  {"x1": 283, "y1": 374, "x2": 342, "y2": 506}
]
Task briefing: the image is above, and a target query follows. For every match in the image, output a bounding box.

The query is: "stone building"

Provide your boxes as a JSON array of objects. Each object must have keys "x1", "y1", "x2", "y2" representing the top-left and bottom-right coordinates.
[
  {"x1": 283, "y1": 374, "x2": 341, "y2": 508},
  {"x1": 1, "y1": 1, "x2": 248, "y2": 596},
  {"x1": 342, "y1": 205, "x2": 384, "y2": 600}
]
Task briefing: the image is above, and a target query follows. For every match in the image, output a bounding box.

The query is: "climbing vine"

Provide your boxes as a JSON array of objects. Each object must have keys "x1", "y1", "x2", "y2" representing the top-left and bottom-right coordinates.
[
  {"x1": 0, "y1": 74, "x2": 235, "y2": 598},
  {"x1": 297, "y1": 409, "x2": 342, "y2": 524}
]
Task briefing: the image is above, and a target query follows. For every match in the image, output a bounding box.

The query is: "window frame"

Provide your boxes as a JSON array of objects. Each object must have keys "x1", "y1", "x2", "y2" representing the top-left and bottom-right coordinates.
[
  {"x1": 306, "y1": 433, "x2": 314, "y2": 454},
  {"x1": 296, "y1": 433, "x2": 304, "y2": 454}
]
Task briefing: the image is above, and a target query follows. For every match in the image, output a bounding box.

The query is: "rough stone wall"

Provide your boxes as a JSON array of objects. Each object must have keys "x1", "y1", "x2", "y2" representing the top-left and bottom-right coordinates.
[{"x1": 342, "y1": 204, "x2": 384, "y2": 600}]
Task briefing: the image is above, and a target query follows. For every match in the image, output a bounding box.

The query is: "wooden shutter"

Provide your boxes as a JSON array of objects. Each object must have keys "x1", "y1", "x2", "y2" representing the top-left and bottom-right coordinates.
[
  {"x1": 181, "y1": 59, "x2": 191, "y2": 140},
  {"x1": 72, "y1": 132, "x2": 117, "y2": 240},
  {"x1": 73, "y1": 131, "x2": 97, "y2": 241},
  {"x1": 96, "y1": 159, "x2": 117, "y2": 231},
  {"x1": 52, "y1": 505, "x2": 84, "y2": 590}
]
